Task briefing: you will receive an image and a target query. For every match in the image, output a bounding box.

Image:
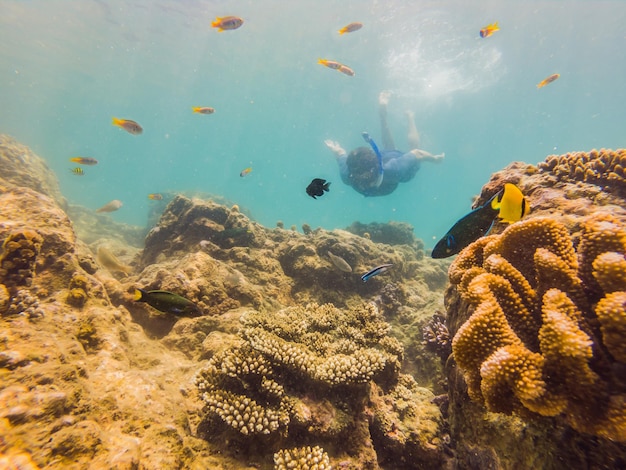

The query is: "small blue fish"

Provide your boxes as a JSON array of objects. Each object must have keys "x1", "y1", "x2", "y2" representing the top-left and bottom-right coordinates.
[{"x1": 361, "y1": 264, "x2": 393, "y2": 282}]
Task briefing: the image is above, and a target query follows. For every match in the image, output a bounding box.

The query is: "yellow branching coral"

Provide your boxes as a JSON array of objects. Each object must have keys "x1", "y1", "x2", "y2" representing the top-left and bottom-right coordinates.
[{"x1": 449, "y1": 214, "x2": 626, "y2": 441}]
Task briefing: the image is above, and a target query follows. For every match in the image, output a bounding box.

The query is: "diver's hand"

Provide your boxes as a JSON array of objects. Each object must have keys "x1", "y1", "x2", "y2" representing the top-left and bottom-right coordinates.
[{"x1": 324, "y1": 140, "x2": 346, "y2": 157}]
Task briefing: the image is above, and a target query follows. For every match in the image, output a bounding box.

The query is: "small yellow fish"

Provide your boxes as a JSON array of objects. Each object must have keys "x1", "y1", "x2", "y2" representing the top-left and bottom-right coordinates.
[
  {"x1": 240, "y1": 167, "x2": 252, "y2": 177},
  {"x1": 339, "y1": 22, "x2": 363, "y2": 35},
  {"x1": 96, "y1": 199, "x2": 123, "y2": 213},
  {"x1": 338, "y1": 64, "x2": 355, "y2": 77},
  {"x1": 70, "y1": 167, "x2": 84, "y2": 176},
  {"x1": 536, "y1": 73, "x2": 560, "y2": 89},
  {"x1": 70, "y1": 157, "x2": 98, "y2": 166},
  {"x1": 318, "y1": 58, "x2": 342, "y2": 70},
  {"x1": 192, "y1": 106, "x2": 215, "y2": 114},
  {"x1": 112, "y1": 117, "x2": 143, "y2": 135},
  {"x1": 148, "y1": 193, "x2": 163, "y2": 200},
  {"x1": 491, "y1": 183, "x2": 530, "y2": 223},
  {"x1": 480, "y1": 22, "x2": 499, "y2": 38},
  {"x1": 211, "y1": 16, "x2": 244, "y2": 32},
  {"x1": 96, "y1": 246, "x2": 132, "y2": 276}
]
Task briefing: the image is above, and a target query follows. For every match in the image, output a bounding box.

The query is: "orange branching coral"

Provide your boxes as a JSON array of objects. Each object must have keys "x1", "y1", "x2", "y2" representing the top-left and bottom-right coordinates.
[
  {"x1": 0, "y1": 230, "x2": 44, "y2": 289},
  {"x1": 537, "y1": 148, "x2": 626, "y2": 195},
  {"x1": 449, "y1": 214, "x2": 626, "y2": 441}
]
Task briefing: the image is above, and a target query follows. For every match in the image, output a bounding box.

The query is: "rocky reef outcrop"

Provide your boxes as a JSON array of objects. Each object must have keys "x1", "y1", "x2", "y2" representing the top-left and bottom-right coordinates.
[
  {"x1": 445, "y1": 149, "x2": 626, "y2": 469},
  {"x1": 0, "y1": 135, "x2": 452, "y2": 469}
]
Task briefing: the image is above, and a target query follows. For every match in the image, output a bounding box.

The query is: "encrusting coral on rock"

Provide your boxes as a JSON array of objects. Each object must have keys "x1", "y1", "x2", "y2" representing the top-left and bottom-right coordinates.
[
  {"x1": 273, "y1": 445, "x2": 332, "y2": 470},
  {"x1": 448, "y1": 213, "x2": 626, "y2": 441}
]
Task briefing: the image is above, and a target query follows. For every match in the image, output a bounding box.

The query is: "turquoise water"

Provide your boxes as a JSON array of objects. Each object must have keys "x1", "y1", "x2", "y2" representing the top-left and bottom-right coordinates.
[{"x1": 1, "y1": 0, "x2": 625, "y2": 247}]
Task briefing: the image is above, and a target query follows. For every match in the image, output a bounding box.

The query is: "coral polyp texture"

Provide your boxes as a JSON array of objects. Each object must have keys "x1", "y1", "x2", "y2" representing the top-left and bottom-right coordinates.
[
  {"x1": 448, "y1": 214, "x2": 626, "y2": 441},
  {"x1": 0, "y1": 230, "x2": 44, "y2": 289},
  {"x1": 538, "y1": 148, "x2": 626, "y2": 196},
  {"x1": 273, "y1": 445, "x2": 331, "y2": 470}
]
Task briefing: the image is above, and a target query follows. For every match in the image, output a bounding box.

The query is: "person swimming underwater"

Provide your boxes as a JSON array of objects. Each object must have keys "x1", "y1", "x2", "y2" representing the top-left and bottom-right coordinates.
[{"x1": 325, "y1": 91, "x2": 444, "y2": 197}]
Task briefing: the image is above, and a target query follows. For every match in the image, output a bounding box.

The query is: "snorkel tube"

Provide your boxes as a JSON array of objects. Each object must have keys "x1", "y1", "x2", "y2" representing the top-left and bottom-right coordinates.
[{"x1": 361, "y1": 132, "x2": 384, "y2": 187}]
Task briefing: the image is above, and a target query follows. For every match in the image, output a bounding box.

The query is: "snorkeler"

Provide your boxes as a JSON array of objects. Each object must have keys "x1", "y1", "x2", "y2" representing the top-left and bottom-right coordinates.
[{"x1": 324, "y1": 91, "x2": 444, "y2": 197}]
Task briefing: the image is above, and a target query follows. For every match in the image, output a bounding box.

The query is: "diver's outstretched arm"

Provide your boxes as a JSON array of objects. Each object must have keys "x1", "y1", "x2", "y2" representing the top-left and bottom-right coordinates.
[
  {"x1": 409, "y1": 149, "x2": 445, "y2": 163},
  {"x1": 378, "y1": 91, "x2": 395, "y2": 150},
  {"x1": 324, "y1": 139, "x2": 347, "y2": 158},
  {"x1": 406, "y1": 110, "x2": 421, "y2": 149}
]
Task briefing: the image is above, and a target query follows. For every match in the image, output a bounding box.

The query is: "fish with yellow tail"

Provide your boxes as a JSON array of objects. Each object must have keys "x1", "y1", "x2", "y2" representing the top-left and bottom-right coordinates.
[
  {"x1": 133, "y1": 288, "x2": 202, "y2": 316},
  {"x1": 431, "y1": 183, "x2": 529, "y2": 259},
  {"x1": 96, "y1": 246, "x2": 133, "y2": 276},
  {"x1": 70, "y1": 157, "x2": 98, "y2": 166},
  {"x1": 339, "y1": 22, "x2": 363, "y2": 35},
  {"x1": 211, "y1": 16, "x2": 244, "y2": 32},
  {"x1": 536, "y1": 73, "x2": 560, "y2": 89},
  {"x1": 112, "y1": 117, "x2": 143, "y2": 135},
  {"x1": 479, "y1": 22, "x2": 499, "y2": 38},
  {"x1": 96, "y1": 199, "x2": 123, "y2": 213},
  {"x1": 192, "y1": 106, "x2": 215, "y2": 115}
]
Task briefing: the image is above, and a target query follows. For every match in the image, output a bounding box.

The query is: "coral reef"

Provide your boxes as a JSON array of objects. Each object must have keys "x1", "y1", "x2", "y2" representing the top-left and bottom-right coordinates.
[
  {"x1": 422, "y1": 313, "x2": 451, "y2": 359},
  {"x1": 345, "y1": 220, "x2": 422, "y2": 247},
  {"x1": 0, "y1": 230, "x2": 43, "y2": 289},
  {"x1": 195, "y1": 302, "x2": 444, "y2": 467},
  {"x1": 538, "y1": 148, "x2": 626, "y2": 197},
  {"x1": 273, "y1": 446, "x2": 331, "y2": 470},
  {"x1": 448, "y1": 214, "x2": 626, "y2": 441}
]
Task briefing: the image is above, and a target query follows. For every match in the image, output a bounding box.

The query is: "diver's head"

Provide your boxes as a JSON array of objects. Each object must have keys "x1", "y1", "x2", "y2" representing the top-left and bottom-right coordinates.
[{"x1": 347, "y1": 146, "x2": 380, "y2": 191}]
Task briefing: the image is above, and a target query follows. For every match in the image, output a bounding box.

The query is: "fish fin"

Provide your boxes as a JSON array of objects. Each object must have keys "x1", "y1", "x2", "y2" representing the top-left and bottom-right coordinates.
[
  {"x1": 338, "y1": 29, "x2": 346, "y2": 35},
  {"x1": 211, "y1": 18, "x2": 222, "y2": 27},
  {"x1": 112, "y1": 117, "x2": 122, "y2": 127},
  {"x1": 192, "y1": 107, "x2": 200, "y2": 113},
  {"x1": 485, "y1": 219, "x2": 497, "y2": 235},
  {"x1": 133, "y1": 288, "x2": 144, "y2": 301},
  {"x1": 323, "y1": 182, "x2": 331, "y2": 191}
]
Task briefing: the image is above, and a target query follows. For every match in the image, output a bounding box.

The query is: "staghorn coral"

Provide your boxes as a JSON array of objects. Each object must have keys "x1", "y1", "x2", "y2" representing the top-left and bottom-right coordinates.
[
  {"x1": 0, "y1": 230, "x2": 44, "y2": 289},
  {"x1": 538, "y1": 148, "x2": 626, "y2": 196},
  {"x1": 448, "y1": 214, "x2": 626, "y2": 441},
  {"x1": 273, "y1": 446, "x2": 331, "y2": 470}
]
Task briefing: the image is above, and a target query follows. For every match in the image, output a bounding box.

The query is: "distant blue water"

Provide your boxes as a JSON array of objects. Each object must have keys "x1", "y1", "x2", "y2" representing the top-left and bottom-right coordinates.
[{"x1": 1, "y1": 0, "x2": 625, "y2": 247}]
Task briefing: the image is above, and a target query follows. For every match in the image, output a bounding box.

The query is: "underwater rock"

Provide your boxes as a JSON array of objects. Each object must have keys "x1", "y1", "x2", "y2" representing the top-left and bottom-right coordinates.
[
  {"x1": 345, "y1": 220, "x2": 421, "y2": 247},
  {"x1": 0, "y1": 134, "x2": 66, "y2": 208}
]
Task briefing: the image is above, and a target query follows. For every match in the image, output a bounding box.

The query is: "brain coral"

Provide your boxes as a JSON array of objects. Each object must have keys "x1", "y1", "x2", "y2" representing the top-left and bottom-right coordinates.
[
  {"x1": 195, "y1": 302, "x2": 404, "y2": 461},
  {"x1": 538, "y1": 148, "x2": 626, "y2": 197},
  {"x1": 448, "y1": 214, "x2": 626, "y2": 441}
]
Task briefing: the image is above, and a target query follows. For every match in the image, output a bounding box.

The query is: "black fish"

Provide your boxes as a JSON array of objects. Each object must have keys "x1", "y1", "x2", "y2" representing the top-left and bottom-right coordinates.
[
  {"x1": 133, "y1": 288, "x2": 202, "y2": 316},
  {"x1": 431, "y1": 191, "x2": 501, "y2": 259},
  {"x1": 306, "y1": 178, "x2": 331, "y2": 199}
]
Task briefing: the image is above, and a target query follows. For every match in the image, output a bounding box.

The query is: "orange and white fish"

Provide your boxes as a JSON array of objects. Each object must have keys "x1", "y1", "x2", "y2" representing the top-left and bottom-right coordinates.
[
  {"x1": 240, "y1": 167, "x2": 252, "y2": 177},
  {"x1": 479, "y1": 22, "x2": 499, "y2": 38},
  {"x1": 536, "y1": 73, "x2": 560, "y2": 89},
  {"x1": 70, "y1": 157, "x2": 98, "y2": 166},
  {"x1": 192, "y1": 106, "x2": 215, "y2": 115},
  {"x1": 338, "y1": 64, "x2": 355, "y2": 77},
  {"x1": 318, "y1": 58, "x2": 342, "y2": 70},
  {"x1": 112, "y1": 117, "x2": 143, "y2": 135},
  {"x1": 96, "y1": 199, "x2": 123, "y2": 213},
  {"x1": 148, "y1": 193, "x2": 163, "y2": 201},
  {"x1": 339, "y1": 22, "x2": 362, "y2": 35},
  {"x1": 211, "y1": 16, "x2": 244, "y2": 32}
]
